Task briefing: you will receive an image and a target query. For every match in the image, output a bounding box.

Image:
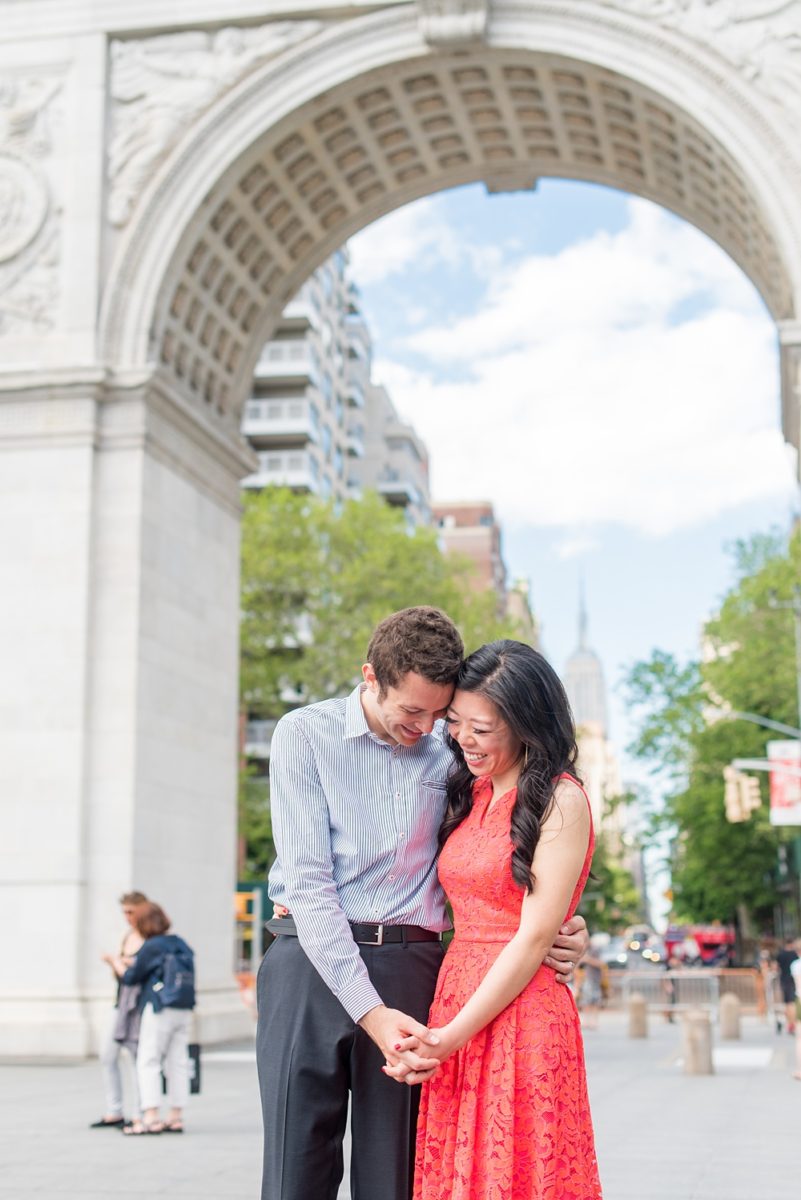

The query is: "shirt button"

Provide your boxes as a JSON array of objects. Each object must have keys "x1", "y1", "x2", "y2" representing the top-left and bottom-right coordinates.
[
  {"x1": 395, "y1": 792, "x2": 400, "y2": 799},
  {"x1": 399, "y1": 833, "x2": 405, "y2": 839},
  {"x1": 388, "y1": 875, "x2": 395, "y2": 881}
]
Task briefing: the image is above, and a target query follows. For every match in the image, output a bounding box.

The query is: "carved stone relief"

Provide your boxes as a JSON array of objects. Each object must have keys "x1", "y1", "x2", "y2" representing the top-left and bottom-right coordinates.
[
  {"x1": 0, "y1": 75, "x2": 62, "y2": 337},
  {"x1": 594, "y1": 0, "x2": 801, "y2": 112},
  {"x1": 107, "y1": 21, "x2": 324, "y2": 228}
]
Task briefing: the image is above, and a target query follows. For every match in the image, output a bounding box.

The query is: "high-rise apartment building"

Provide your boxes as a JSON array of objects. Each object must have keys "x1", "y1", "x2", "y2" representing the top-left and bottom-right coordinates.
[
  {"x1": 240, "y1": 249, "x2": 431, "y2": 765},
  {"x1": 358, "y1": 380, "x2": 431, "y2": 527},
  {"x1": 433, "y1": 500, "x2": 507, "y2": 602},
  {"x1": 505, "y1": 577, "x2": 542, "y2": 650},
  {"x1": 241, "y1": 249, "x2": 430, "y2": 525},
  {"x1": 433, "y1": 501, "x2": 540, "y2": 641},
  {"x1": 241, "y1": 249, "x2": 356, "y2": 500}
]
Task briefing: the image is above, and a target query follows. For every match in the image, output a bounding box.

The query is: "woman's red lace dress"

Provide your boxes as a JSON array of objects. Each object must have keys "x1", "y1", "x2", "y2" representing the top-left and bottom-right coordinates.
[{"x1": 413, "y1": 775, "x2": 602, "y2": 1200}]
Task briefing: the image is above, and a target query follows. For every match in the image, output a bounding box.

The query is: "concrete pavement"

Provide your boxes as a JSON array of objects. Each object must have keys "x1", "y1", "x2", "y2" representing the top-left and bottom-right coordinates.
[{"x1": 0, "y1": 1012, "x2": 798, "y2": 1199}]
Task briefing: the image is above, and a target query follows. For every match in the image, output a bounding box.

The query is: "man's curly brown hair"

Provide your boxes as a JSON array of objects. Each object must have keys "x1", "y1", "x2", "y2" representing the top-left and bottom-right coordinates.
[{"x1": 366, "y1": 607, "x2": 464, "y2": 697}]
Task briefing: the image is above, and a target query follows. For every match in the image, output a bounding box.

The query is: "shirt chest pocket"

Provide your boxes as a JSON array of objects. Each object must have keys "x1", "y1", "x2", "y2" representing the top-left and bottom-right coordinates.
[{"x1": 418, "y1": 778, "x2": 449, "y2": 833}]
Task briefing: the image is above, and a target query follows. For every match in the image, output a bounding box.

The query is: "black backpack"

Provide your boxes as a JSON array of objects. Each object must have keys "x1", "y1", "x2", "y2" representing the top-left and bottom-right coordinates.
[{"x1": 154, "y1": 939, "x2": 196, "y2": 1009}]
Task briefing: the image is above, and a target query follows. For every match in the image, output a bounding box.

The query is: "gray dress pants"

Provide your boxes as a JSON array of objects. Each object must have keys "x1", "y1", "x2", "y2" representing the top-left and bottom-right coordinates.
[{"x1": 256, "y1": 933, "x2": 444, "y2": 1200}]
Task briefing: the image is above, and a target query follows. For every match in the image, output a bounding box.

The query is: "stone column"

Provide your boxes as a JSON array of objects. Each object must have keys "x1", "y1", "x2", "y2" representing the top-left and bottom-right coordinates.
[
  {"x1": 0, "y1": 372, "x2": 254, "y2": 1055},
  {"x1": 627, "y1": 991, "x2": 648, "y2": 1038},
  {"x1": 681, "y1": 1010, "x2": 714, "y2": 1075},
  {"x1": 719, "y1": 992, "x2": 741, "y2": 1040},
  {"x1": 778, "y1": 323, "x2": 801, "y2": 470}
]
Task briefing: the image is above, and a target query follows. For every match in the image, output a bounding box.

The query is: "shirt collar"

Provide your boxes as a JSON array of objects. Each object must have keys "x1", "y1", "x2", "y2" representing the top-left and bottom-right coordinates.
[{"x1": 344, "y1": 683, "x2": 372, "y2": 740}]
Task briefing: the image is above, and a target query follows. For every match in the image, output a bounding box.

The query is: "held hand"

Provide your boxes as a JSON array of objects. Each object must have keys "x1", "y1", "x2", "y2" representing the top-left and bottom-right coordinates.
[
  {"x1": 359, "y1": 1006, "x2": 441, "y2": 1074},
  {"x1": 272, "y1": 904, "x2": 290, "y2": 919},
  {"x1": 543, "y1": 914, "x2": 589, "y2": 984},
  {"x1": 383, "y1": 1025, "x2": 457, "y2": 1085}
]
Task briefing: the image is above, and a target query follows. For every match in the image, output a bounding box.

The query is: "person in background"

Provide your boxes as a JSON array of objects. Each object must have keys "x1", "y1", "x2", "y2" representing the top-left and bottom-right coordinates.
[
  {"x1": 790, "y1": 939, "x2": 801, "y2": 1080},
  {"x1": 89, "y1": 890, "x2": 148, "y2": 1130},
  {"x1": 775, "y1": 936, "x2": 799, "y2": 1035},
  {"x1": 579, "y1": 936, "x2": 605, "y2": 1030},
  {"x1": 114, "y1": 902, "x2": 196, "y2": 1135}
]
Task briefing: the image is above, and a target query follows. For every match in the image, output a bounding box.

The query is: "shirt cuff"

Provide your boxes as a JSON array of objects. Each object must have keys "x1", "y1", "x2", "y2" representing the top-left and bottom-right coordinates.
[{"x1": 338, "y1": 977, "x2": 384, "y2": 1025}]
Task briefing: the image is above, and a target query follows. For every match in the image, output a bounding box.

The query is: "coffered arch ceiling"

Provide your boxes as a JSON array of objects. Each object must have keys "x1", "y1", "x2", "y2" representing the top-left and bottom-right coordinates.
[{"x1": 103, "y1": 44, "x2": 796, "y2": 443}]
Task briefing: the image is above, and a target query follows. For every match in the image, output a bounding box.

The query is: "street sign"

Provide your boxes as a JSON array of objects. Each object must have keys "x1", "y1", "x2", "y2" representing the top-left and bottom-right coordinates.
[{"x1": 767, "y1": 740, "x2": 801, "y2": 826}]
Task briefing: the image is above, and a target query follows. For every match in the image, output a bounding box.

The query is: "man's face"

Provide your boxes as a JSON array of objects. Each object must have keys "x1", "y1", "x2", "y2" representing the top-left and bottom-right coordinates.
[
  {"x1": 122, "y1": 905, "x2": 138, "y2": 928},
  {"x1": 362, "y1": 666, "x2": 454, "y2": 746}
]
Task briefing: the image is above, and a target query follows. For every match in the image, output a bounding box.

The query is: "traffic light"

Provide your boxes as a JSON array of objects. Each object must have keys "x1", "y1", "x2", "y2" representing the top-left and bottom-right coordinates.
[
  {"x1": 739, "y1": 773, "x2": 761, "y2": 815},
  {"x1": 724, "y1": 766, "x2": 745, "y2": 821},
  {"x1": 723, "y1": 766, "x2": 761, "y2": 821}
]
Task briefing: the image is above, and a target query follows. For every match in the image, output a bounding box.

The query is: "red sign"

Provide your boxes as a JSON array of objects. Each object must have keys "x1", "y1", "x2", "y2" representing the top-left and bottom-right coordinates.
[{"x1": 767, "y1": 740, "x2": 801, "y2": 826}]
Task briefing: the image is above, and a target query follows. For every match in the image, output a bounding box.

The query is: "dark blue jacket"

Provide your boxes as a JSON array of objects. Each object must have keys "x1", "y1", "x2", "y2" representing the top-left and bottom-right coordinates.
[{"x1": 121, "y1": 934, "x2": 194, "y2": 1013}]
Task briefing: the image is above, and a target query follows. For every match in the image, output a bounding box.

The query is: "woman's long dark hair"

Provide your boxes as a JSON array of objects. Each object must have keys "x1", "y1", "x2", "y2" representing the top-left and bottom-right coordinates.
[{"x1": 439, "y1": 640, "x2": 580, "y2": 892}]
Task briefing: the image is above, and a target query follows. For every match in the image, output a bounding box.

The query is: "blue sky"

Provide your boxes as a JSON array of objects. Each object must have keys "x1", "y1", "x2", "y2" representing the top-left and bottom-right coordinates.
[{"x1": 348, "y1": 179, "x2": 799, "y2": 833}]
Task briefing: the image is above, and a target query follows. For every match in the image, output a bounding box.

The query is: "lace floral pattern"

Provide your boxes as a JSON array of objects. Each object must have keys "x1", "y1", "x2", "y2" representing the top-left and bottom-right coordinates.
[{"x1": 414, "y1": 775, "x2": 602, "y2": 1200}]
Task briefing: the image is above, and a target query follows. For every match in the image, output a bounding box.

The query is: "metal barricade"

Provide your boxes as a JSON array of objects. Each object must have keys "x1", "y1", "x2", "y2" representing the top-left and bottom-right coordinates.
[
  {"x1": 623, "y1": 969, "x2": 720, "y2": 1018},
  {"x1": 716, "y1": 968, "x2": 764, "y2": 1014}
]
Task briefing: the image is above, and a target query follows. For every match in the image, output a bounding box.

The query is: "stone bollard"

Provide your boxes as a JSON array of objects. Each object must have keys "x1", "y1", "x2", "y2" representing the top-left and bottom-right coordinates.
[
  {"x1": 719, "y1": 992, "x2": 741, "y2": 1039},
  {"x1": 682, "y1": 1010, "x2": 714, "y2": 1074},
  {"x1": 627, "y1": 991, "x2": 648, "y2": 1038}
]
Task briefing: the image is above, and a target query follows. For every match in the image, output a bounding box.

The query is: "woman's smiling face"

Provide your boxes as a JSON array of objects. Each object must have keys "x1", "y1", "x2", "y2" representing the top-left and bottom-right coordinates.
[{"x1": 445, "y1": 690, "x2": 523, "y2": 782}]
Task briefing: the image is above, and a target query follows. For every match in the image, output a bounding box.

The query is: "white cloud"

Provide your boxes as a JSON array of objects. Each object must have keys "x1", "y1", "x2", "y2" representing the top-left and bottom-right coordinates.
[
  {"x1": 348, "y1": 195, "x2": 503, "y2": 286},
  {"x1": 366, "y1": 199, "x2": 796, "y2": 537},
  {"x1": 555, "y1": 535, "x2": 602, "y2": 560},
  {"x1": 348, "y1": 199, "x2": 457, "y2": 285}
]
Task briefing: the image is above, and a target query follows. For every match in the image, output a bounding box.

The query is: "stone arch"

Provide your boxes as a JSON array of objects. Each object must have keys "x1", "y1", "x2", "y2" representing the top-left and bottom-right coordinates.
[
  {"x1": 7, "y1": 0, "x2": 801, "y2": 1059},
  {"x1": 101, "y1": 3, "x2": 801, "y2": 450}
]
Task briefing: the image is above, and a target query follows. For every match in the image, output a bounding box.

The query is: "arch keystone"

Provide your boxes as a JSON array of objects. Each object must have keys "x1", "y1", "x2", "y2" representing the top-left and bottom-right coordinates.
[{"x1": 418, "y1": 0, "x2": 490, "y2": 47}]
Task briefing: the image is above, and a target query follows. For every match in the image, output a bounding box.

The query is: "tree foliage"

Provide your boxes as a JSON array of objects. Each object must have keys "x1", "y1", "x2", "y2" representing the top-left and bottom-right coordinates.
[
  {"x1": 241, "y1": 487, "x2": 520, "y2": 717},
  {"x1": 622, "y1": 529, "x2": 801, "y2": 933},
  {"x1": 579, "y1": 794, "x2": 644, "y2": 932}
]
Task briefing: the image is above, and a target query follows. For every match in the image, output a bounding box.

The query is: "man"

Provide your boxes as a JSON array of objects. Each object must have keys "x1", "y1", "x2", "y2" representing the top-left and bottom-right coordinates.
[
  {"x1": 257, "y1": 607, "x2": 588, "y2": 1200},
  {"x1": 791, "y1": 938, "x2": 801, "y2": 1079},
  {"x1": 776, "y1": 935, "x2": 799, "y2": 1034}
]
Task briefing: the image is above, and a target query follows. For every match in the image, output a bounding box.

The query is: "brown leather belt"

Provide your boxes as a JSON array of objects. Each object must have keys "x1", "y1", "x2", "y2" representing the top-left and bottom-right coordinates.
[{"x1": 267, "y1": 916, "x2": 440, "y2": 946}]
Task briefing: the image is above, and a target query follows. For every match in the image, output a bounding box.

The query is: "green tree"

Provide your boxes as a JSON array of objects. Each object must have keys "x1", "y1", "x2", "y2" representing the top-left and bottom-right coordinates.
[
  {"x1": 239, "y1": 487, "x2": 523, "y2": 871},
  {"x1": 622, "y1": 528, "x2": 801, "y2": 937},
  {"x1": 241, "y1": 487, "x2": 519, "y2": 715},
  {"x1": 579, "y1": 795, "x2": 644, "y2": 933}
]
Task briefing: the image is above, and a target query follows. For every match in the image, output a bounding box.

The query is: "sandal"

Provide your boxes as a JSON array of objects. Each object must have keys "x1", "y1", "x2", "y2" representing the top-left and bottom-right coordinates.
[
  {"x1": 122, "y1": 1120, "x2": 164, "y2": 1136},
  {"x1": 89, "y1": 1116, "x2": 125, "y2": 1129},
  {"x1": 162, "y1": 1122, "x2": 184, "y2": 1133}
]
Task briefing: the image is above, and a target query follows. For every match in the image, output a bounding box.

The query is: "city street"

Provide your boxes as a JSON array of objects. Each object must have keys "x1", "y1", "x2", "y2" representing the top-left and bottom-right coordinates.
[{"x1": 0, "y1": 1012, "x2": 797, "y2": 1199}]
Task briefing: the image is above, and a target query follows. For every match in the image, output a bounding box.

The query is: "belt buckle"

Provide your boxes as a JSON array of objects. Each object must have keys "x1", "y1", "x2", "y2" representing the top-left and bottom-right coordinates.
[{"x1": 371, "y1": 923, "x2": 384, "y2": 946}]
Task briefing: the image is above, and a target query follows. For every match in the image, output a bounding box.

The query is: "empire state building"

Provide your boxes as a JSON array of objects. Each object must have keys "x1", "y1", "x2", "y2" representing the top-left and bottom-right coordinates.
[
  {"x1": 563, "y1": 594, "x2": 608, "y2": 738},
  {"x1": 562, "y1": 592, "x2": 620, "y2": 832}
]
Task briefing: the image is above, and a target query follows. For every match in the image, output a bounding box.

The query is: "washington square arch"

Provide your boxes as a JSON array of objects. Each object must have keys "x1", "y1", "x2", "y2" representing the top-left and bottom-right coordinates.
[{"x1": 2, "y1": 0, "x2": 801, "y2": 1056}]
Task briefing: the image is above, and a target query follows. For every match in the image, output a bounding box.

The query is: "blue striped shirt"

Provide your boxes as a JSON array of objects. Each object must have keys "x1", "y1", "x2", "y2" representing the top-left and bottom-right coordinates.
[{"x1": 268, "y1": 684, "x2": 453, "y2": 1022}]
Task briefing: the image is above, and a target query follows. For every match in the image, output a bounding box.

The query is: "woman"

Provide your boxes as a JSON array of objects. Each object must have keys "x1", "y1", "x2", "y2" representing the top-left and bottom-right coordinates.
[
  {"x1": 90, "y1": 890, "x2": 147, "y2": 1129},
  {"x1": 387, "y1": 639, "x2": 602, "y2": 1199},
  {"x1": 113, "y1": 902, "x2": 196, "y2": 1135}
]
